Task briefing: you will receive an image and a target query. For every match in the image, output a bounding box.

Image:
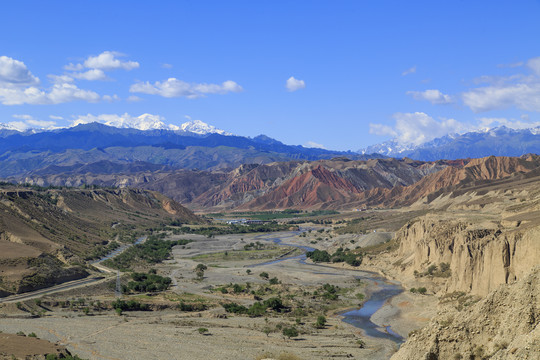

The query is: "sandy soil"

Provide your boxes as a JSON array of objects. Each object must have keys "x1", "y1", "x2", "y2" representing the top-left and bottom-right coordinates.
[{"x1": 0, "y1": 229, "x2": 433, "y2": 360}]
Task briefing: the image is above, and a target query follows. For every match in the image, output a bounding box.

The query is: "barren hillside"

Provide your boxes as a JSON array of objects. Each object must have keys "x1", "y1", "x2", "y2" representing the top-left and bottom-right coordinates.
[{"x1": 0, "y1": 185, "x2": 201, "y2": 296}]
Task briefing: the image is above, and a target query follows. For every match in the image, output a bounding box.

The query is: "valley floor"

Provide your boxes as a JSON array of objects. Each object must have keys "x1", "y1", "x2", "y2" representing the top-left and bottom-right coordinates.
[{"x1": 0, "y1": 229, "x2": 435, "y2": 360}]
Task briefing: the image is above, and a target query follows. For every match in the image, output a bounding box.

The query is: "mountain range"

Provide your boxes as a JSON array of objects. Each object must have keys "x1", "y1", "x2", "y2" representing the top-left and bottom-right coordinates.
[
  {"x1": 0, "y1": 121, "x2": 367, "y2": 178},
  {"x1": 360, "y1": 126, "x2": 540, "y2": 160}
]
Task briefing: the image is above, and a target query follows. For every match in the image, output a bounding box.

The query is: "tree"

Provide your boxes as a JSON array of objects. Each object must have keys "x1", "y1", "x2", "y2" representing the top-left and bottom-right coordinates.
[
  {"x1": 198, "y1": 327, "x2": 209, "y2": 335},
  {"x1": 315, "y1": 315, "x2": 326, "y2": 329},
  {"x1": 264, "y1": 297, "x2": 285, "y2": 312},
  {"x1": 282, "y1": 326, "x2": 298, "y2": 339},
  {"x1": 195, "y1": 263, "x2": 207, "y2": 280},
  {"x1": 260, "y1": 272, "x2": 269, "y2": 280}
]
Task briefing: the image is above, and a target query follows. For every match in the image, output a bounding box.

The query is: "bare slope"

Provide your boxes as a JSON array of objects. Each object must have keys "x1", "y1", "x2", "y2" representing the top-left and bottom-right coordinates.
[
  {"x1": 391, "y1": 267, "x2": 540, "y2": 360},
  {"x1": 0, "y1": 185, "x2": 201, "y2": 295}
]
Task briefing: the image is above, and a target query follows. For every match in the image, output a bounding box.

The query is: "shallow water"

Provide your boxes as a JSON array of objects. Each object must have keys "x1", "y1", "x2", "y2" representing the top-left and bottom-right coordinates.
[{"x1": 252, "y1": 229, "x2": 404, "y2": 343}]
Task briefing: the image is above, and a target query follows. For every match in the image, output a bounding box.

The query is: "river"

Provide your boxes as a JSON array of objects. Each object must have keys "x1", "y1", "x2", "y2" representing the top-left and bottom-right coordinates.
[{"x1": 251, "y1": 229, "x2": 404, "y2": 344}]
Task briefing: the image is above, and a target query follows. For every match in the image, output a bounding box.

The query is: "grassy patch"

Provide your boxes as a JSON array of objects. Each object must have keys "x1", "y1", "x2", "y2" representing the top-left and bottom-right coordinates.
[
  {"x1": 191, "y1": 246, "x2": 302, "y2": 262},
  {"x1": 103, "y1": 235, "x2": 192, "y2": 271}
]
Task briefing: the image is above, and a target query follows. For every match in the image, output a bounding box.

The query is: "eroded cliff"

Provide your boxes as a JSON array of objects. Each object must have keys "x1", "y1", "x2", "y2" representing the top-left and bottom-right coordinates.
[{"x1": 395, "y1": 216, "x2": 540, "y2": 296}]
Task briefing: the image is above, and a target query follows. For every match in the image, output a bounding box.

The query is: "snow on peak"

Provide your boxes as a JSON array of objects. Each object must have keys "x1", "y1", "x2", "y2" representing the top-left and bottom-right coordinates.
[
  {"x1": 0, "y1": 122, "x2": 26, "y2": 132},
  {"x1": 180, "y1": 119, "x2": 232, "y2": 136},
  {"x1": 71, "y1": 113, "x2": 180, "y2": 131},
  {"x1": 70, "y1": 114, "x2": 231, "y2": 135}
]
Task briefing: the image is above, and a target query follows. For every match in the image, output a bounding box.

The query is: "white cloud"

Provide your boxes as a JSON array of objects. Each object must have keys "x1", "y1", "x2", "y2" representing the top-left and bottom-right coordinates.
[
  {"x1": 71, "y1": 69, "x2": 108, "y2": 81},
  {"x1": 0, "y1": 55, "x2": 104, "y2": 105},
  {"x1": 407, "y1": 89, "x2": 453, "y2": 104},
  {"x1": 460, "y1": 56, "x2": 540, "y2": 113},
  {"x1": 83, "y1": 51, "x2": 139, "y2": 71},
  {"x1": 102, "y1": 94, "x2": 120, "y2": 102},
  {"x1": 0, "y1": 82, "x2": 101, "y2": 105},
  {"x1": 49, "y1": 115, "x2": 64, "y2": 120},
  {"x1": 402, "y1": 66, "x2": 416, "y2": 76},
  {"x1": 48, "y1": 74, "x2": 75, "y2": 84},
  {"x1": 70, "y1": 113, "x2": 181, "y2": 131},
  {"x1": 369, "y1": 123, "x2": 397, "y2": 137},
  {"x1": 285, "y1": 76, "x2": 305, "y2": 92},
  {"x1": 462, "y1": 83, "x2": 540, "y2": 112},
  {"x1": 303, "y1": 141, "x2": 326, "y2": 149},
  {"x1": 0, "y1": 56, "x2": 40, "y2": 86},
  {"x1": 4, "y1": 121, "x2": 29, "y2": 131},
  {"x1": 26, "y1": 119, "x2": 57, "y2": 128},
  {"x1": 64, "y1": 63, "x2": 83, "y2": 71},
  {"x1": 161, "y1": 63, "x2": 173, "y2": 69},
  {"x1": 370, "y1": 112, "x2": 472, "y2": 146},
  {"x1": 10, "y1": 114, "x2": 56, "y2": 130},
  {"x1": 477, "y1": 116, "x2": 540, "y2": 130},
  {"x1": 130, "y1": 78, "x2": 243, "y2": 99},
  {"x1": 527, "y1": 57, "x2": 540, "y2": 76}
]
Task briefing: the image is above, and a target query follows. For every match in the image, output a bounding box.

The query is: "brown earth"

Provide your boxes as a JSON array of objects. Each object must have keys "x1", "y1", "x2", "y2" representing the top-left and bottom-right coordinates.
[
  {"x1": 0, "y1": 333, "x2": 70, "y2": 359},
  {"x1": 0, "y1": 185, "x2": 202, "y2": 296}
]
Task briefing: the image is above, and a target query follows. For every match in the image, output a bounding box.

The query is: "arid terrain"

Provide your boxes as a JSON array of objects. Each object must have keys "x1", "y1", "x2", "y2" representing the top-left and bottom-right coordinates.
[{"x1": 0, "y1": 155, "x2": 539, "y2": 359}]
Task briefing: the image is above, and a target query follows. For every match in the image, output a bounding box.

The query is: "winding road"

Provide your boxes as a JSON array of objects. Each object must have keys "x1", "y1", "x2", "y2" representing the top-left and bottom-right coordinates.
[{"x1": 0, "y1": 236, "x2": 147, "y2": 304}]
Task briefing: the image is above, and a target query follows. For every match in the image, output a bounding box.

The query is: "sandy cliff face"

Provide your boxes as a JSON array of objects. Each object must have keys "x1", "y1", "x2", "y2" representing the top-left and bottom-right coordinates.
[
  {"x1": 395, "y1": 216, "x2": 540, "y2": 296},
  {"x1": 391, "y1": 267, "x2": 540, "y2": 360}
]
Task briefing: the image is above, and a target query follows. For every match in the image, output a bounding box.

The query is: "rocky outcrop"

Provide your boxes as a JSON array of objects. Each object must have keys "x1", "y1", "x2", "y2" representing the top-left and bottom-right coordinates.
[
  {"x1": 17, "y1": 157, "x2": 448, "y2": 210},
  {"x1": 395, "y1": 216, "x2": 540, "y2": 296},
  {"x1": 391, "y1": 267, "x2": 540, "y2": 360}
]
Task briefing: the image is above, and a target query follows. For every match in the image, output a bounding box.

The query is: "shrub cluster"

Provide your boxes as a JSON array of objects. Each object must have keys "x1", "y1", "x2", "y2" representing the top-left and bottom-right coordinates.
[
  {"x1": 222, "y1": 297, "x2": 287, "y2": 317},
  {"x1": 123, "y1": 272, "x2": 172, "y2": 293},
  {"x1": 111, "y1": 299, "x2": 149, "y2": 311},
  {"x1": 104, "y1": 237, "x2": 192, "y2": 270},
  {"x1": 306, "y1": 247, "x2": 362, "y2": 266}
]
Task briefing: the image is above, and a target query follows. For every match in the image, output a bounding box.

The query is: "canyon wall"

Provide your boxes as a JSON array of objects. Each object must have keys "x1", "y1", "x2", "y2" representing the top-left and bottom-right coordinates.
[{"x1": 396, "y1": 215, "x2": 540, "y2": 296}]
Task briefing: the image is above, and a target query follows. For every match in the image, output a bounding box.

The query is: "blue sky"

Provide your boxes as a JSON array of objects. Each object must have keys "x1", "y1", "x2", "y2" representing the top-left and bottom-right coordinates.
[{"x1": 1, "y1": 1, "x2": 540, "y2": 151}]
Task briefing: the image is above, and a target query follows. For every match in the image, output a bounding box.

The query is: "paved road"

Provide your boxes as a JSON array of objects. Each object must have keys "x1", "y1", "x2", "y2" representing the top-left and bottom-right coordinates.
[
  {"x1": 0, "y1": 236, "x2": 147, "y2": 303},
  {"x1": 0, "y1": 277, "x2": 107, "y2": 304}
]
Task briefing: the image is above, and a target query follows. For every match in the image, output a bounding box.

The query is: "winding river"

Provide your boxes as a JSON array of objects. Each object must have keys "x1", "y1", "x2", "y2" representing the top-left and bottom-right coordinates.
[{"x1": 251, "y1": 229, "x2": 404, "y2": 344}]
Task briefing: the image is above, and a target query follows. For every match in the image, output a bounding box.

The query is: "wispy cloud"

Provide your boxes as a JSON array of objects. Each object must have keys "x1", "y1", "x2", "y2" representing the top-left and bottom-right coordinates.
[
  {"x1": 402, "y1": 66, "x2": 416, "y2": 76},
  {"x1": 462, "y1": 56, "x2": 540, "y2": 112},
  {"x1": 407, "y1": 89, "x2": 453, "y2": 104},
  {"x1": 10, "y1": 114, "x2": 57, "y2": 130},
  {"x1": 130, "y1": 78, "x2": 243, "y2": 99}
]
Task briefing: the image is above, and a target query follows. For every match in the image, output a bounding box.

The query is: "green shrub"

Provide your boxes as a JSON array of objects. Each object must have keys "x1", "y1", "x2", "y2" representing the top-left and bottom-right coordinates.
[
  {"x1": 222, "y1": 302, "x2": 248, "y2": 314},
  {"x1": 315, "y1": 315, "x2": 326, "y2": 329},
  {"x1": 282, "y1": 326, "x2": 298, "y2": 339}
]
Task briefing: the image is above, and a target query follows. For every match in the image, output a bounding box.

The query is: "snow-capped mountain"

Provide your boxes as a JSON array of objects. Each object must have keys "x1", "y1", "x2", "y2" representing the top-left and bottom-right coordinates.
[
  {"x1": 360, "y1": 126, "x2": 540, "y2": 160},
  {"x1": 180, "y1": 119, "x2": 232, "y2": 136},
  {"x1": 1, "y1": 114, "x2": 233, "y2": 136}
]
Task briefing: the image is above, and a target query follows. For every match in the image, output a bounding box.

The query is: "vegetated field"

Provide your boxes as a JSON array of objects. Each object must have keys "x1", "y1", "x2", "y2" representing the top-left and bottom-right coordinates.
[
  {"x1": 207, "y1": 209, "x2": 339, "y2": 221},
  {"x1": 191, "y1": 245, "x2": 303, "y2": 263},
  {"x1": 166, "y1": 222, "x2": 297, "y2": 236},
  {"x1": 102, "y1": 234, "x2": 193, "y2": 271}
]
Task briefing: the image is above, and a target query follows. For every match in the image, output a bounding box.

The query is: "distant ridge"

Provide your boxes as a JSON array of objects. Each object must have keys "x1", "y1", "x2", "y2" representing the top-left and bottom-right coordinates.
[
  {"x1": 0, "y1": 122, "x2": 373, "y2": 178},
  {"x1": 359, "y1": 126, "x2": 540, "y2": 160}
]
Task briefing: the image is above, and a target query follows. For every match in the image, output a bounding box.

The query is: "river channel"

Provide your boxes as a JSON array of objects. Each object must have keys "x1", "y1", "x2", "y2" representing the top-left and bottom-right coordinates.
[{"x1": 251, "y1": 229, "x2": 404, "y2": 344}]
